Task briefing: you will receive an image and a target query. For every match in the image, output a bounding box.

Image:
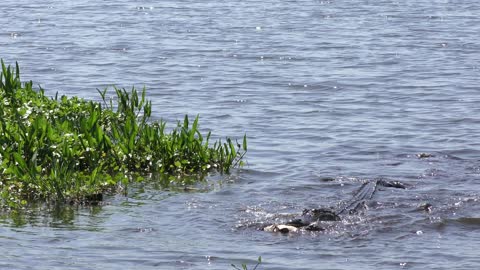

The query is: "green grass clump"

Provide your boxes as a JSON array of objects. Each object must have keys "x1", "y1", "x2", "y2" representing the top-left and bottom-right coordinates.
[{"x1": 0, "y1": 60, "x2": 247, "y2": 209}]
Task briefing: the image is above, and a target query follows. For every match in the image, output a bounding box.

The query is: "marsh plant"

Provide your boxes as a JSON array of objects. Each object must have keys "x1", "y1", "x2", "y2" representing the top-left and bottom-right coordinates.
[
  {"x1": 0, "y1": 60, "x2": 247, "y2": 209},
  {"x1": 231, "y1": 257, "x2": 262, "y2": 270}
]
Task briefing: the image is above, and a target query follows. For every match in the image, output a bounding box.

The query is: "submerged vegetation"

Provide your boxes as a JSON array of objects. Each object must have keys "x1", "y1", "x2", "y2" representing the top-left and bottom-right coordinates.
[
  {"x1": 231, "y1": 257, "x2": 262, "y2": 270},
  {"x1": 0, "y1": 60, "x2": 247, "y2": 209}
]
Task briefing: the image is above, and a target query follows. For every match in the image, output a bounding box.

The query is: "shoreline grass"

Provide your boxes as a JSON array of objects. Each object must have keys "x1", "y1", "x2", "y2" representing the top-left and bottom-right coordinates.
[{"x1": 0, "y1": 60, "x2": 247, "y2": 209}]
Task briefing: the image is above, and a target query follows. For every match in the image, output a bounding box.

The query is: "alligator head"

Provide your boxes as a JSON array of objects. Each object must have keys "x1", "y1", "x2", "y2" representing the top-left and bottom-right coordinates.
[{"x1": 286, "y1": 208, "x2": 341, "y2": 228}]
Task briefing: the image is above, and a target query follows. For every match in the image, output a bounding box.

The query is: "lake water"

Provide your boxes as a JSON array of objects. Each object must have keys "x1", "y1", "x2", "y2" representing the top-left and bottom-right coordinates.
[{"x1": 1, "y1": 0, "x2": 480, "y2": 269}]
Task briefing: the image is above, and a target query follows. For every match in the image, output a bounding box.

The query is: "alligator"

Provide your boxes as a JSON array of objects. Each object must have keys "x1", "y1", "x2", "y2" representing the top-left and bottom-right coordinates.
[{"x1": 264, "y1": 179, "x2": 406, "y2": 233}]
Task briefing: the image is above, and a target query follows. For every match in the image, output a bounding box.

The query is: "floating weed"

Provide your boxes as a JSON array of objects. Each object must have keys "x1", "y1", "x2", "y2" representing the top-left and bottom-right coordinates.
[
  {"x1": 0, "y1": 60, "x2": 247, "y2": 210},
  {"x1": 231, "y1": 256, "x2": 262, "y2": 270}
]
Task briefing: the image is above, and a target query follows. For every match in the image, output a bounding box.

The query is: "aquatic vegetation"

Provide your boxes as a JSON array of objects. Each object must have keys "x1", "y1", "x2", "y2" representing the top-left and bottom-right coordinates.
[
  {"x1": 231, "y1": 256, "x2": 262, "y2": 270},
  {"x1": 0, "y1": 60, "x2": 247, "y2": 209}
]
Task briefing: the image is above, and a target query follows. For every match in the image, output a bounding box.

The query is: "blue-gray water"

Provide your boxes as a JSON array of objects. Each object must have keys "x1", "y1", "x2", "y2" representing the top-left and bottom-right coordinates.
[{"x1": 1, "y1": 1, "x2": 480, "y2": 269}]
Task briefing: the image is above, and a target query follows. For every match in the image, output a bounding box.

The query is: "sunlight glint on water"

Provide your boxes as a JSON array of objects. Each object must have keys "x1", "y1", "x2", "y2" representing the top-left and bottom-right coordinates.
[{"x1": 1, "y1": 0, "x2": 480, "y2": 269}]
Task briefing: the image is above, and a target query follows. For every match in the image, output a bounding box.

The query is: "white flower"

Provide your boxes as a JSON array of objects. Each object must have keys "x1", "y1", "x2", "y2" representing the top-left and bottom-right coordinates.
[{"x1": 23, "y1": 108, "x2": 32, "y2": 119}]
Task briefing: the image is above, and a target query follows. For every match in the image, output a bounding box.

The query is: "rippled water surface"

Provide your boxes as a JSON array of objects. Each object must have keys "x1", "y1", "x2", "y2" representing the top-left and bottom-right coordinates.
[{"x1": 2, "y1": 0, "x2": 480, "y2": 269}]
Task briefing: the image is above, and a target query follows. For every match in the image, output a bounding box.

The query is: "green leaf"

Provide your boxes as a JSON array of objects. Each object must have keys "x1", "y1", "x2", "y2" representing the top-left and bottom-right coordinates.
[
  {"x1": 228, "y1": 139, "x2": 236, "y2": 157},
  {"x1": 183, "y1": 114, "x2": 189, "y2": 128},
  {"x1": 13, "y1": 152, "x2": 27, "y2": 171},
  {"x1": 243, "y1": 134, "x2": 247, "y2": 151}
]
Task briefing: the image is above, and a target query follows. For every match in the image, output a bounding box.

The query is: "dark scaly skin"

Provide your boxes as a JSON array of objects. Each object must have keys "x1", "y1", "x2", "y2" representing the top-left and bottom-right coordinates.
[
  {"x1": 286, "y1": 208, "x2": 340, "y2": 227},
  {"x1": 279, "y1": 179, "x2": 406, "y2": 232},
  {"x1": 377, "y1": 179, "x2": 406, "y2": 189}
]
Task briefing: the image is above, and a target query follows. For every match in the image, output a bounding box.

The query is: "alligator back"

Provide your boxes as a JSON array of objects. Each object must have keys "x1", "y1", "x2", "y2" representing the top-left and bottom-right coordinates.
[{"x1": 336, "y1": 181, "x2": 378, "y2": 215}]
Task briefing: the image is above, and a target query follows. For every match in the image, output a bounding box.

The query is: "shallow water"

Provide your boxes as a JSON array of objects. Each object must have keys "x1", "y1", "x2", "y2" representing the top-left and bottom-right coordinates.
[{"x1": 1, "y1": 0, "x2": 480, "y2": 269}]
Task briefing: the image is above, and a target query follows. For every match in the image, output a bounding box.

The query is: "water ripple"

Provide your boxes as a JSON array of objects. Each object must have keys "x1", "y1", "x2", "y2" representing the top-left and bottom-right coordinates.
[{"x1": 2, "y1": 0, "x2": 480, "y2": 269}]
